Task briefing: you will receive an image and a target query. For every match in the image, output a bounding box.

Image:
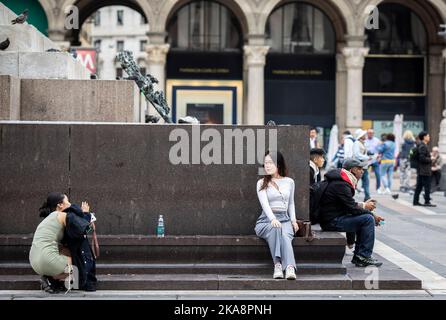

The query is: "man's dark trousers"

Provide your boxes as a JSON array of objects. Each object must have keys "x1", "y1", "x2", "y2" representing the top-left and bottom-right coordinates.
[
  {"x1": 413, "y1": 174, "x2": 432, "y2": 204},
  {"x1": 322, "y1": 214, "x2": 375, "y2": 258}
]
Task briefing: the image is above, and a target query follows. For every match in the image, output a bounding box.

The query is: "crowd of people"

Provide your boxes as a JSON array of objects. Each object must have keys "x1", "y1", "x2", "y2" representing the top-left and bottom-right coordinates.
[{"x1": 311, "y1": 127, "x2": 442, "y2": 205}]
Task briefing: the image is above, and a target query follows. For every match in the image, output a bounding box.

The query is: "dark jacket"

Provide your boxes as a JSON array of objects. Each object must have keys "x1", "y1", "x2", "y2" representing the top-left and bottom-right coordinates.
[
  {"x1": 62, "y1": 205, "x2": 97, "y2": 291},
  {"x1": 318, "y1": 169, "x2": 371, "y2": 227},
  {"x1": 310, "y1": 165, "x2": 321, "y2": 186},
  {"x1": 399, "y1": 139, "x2": 416, "y2": 160},
  {"x1": 417, "y1": 143, "x2": 432, "y2": 176}
]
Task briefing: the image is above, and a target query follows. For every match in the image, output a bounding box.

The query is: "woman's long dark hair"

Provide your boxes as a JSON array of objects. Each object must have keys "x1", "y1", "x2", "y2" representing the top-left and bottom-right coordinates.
[
  {"x1": 259, "y1": 150, "x2": 288, "y2": 191},
  {"x1": 39, "y1": 192, "x2": 65, "y2": 218}
]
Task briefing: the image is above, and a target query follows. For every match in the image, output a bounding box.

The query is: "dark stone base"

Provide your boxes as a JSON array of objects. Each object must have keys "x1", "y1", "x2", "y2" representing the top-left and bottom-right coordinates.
[
  {"x1": 0, "y1": 233, "x2": 422, "y2": 290},
  {"x1": 0, "y1": 231, "x2": 346, "y2": 264}
]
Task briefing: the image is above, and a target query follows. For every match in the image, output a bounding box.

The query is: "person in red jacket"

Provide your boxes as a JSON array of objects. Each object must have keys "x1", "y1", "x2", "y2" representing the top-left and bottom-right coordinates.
[{"x1": 318, "y1": 159, "x2": 385, "y2": 267}]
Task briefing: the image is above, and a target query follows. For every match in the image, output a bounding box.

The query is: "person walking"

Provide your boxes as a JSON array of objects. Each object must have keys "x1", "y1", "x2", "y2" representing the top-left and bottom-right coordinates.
[
  {"x1": 353, "y1": 129, "x2": 371, "y2": 201},
  {"x1": 364, "y1": 129, "x2": 381, "y2": 191},
  {"x1": 431, "y1": 146, "x2": 442, "y2": 191},
  {"x1": 413, "y1": 131, "x2": 436, "y2": 207},
  {"x1": 398, "y1": 130, "x2": 416, "y2": 193},
  {"x1": 377, "y1": 133, "x2": 396, "y2": 195},
  {"x1": 343, "y1": 131, "x2": 355, "y2": 160}
]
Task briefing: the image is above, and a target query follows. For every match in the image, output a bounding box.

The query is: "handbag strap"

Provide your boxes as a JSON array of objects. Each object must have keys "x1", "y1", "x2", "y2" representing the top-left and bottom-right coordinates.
[
  {"x1": 91, "y1": 222, "x2": 100, "y2": 258},
  {"x1": 304, "y1": 222, "x2": 315, "y2": 242}
]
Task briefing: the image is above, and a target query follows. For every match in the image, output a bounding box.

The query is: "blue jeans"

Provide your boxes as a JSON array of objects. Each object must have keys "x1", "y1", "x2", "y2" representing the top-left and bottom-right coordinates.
[
  {"x1": 370, "y1": 162, "x2": 381, "y2": 190},
  {"x1": 361, "y1": 169, "x2": 370, "y2": 201},
  {"x1": 380, "y1": 162, "x2": 394, "y2": 190},
  {"x1": 322, "y1": 214, "x2": 375, "y2": 258}
]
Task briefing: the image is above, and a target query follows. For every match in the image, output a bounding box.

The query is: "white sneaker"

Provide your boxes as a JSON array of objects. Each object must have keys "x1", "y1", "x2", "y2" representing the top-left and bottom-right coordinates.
[
  {"x1": 273, "y1": 263, "x2": 284, "y2": 279},
  {"x1": 285, "y1": 265, "x2": 296, "y2": 280},
  {"x1": 385, "y1": 188, "x2": 391, "y2": 195},
  {"x1": 377, "y1": 189, "x2": 383, "y2": 194},
  {"x1": 345, "y1": 245, "x2": 354, "y2": 256}
]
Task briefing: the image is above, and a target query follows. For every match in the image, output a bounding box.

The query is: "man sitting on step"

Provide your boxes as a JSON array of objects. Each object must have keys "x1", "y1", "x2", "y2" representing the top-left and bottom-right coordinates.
[{"x1": 318, "y1": 159, "x2": 385, "y2": 267}]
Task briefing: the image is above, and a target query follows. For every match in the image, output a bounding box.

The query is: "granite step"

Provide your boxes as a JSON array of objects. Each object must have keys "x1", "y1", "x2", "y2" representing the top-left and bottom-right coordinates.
[
  {"x1": 0, "y1": 262, "x2": 346, "y2": 276},
  {"x1": 0, "y1": 233, "x2": 346, "y2": 264},
  {"x1": 0, "y1": 272, "x2": 421, "y2": 291}
]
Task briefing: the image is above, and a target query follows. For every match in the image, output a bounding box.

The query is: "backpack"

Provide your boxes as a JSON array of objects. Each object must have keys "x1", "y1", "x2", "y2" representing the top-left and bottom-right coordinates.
[
  {"x1": 409, "y1": 145, "x2": 419, "y2": 169},
  {"x1": 309, "y1": 180, "x2": 330, "y2": 225}
]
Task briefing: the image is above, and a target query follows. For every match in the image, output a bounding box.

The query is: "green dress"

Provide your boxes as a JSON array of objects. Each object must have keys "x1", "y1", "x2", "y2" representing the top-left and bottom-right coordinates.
[{"x1": 29, "y1": 211, "x2": 68, "y2": 276}]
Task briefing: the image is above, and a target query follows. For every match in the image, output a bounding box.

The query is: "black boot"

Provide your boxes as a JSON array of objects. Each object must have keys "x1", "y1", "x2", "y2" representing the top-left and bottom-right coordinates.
[{"x1": 40, "y1": 276, "x2": 58, "y2": 294}]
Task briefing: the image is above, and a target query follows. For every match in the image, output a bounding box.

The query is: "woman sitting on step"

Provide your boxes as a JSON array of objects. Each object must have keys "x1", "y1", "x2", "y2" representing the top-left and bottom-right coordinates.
[{"x1": 255, "y1": 151, "x2": 299, "y2": 280}]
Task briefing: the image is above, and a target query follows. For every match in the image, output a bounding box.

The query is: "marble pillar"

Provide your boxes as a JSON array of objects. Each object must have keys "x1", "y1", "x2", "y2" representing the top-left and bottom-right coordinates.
[
  {"x1": 243, "y1": 45, "x2": 269, "y2": 125},
  {"x1": 342, "y1": 47, "x2": 369, "y2": 132}
]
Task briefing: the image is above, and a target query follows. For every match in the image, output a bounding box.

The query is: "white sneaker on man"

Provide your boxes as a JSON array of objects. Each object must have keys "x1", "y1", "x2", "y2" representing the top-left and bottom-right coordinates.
[
  {"x1": 285, "y1": 265, "x2": 296, "y2": 280},
  {"x1": 345, "y1": 245, "x2": 355, "y2": 256},
  {"x1": 273, "y1": 263, "x2": 284, "y2": 279},
  {"x1": 385, "y1": 188, "x2": 391, "y2": 195}
]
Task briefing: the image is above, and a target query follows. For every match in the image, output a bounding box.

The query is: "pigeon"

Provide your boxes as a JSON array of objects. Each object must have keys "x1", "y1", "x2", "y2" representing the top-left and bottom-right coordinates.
[
  {"x1": 145, "y1": 115, "x2": 160, "y2": 123},
  {"x1": 391, "y1": 193, "x2": 399, "y2": 200},
  {"x1": 90, "y1": 74, "x2": 98, "y2": 80},
  {"x1": 11, "y1": 9, "x2": 29, "y2": 24},
  {"x1": 0, "y1": 38, "x2": 10, "y2": 50},
  {"x1": 46, "y1": 48, "x2": 61, "y2": 52},
  {"x1": 178, "y1": 116, "x2": 200, "y2": 124},
  {"x1": 69, "y1": 48, "x2": 77, "y2": 59}
]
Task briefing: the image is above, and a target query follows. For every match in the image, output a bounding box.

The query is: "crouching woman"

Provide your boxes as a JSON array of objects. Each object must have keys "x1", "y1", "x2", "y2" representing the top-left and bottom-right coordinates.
[
  {"x1": 255, "y1": 151, "x2": 299, "y2": 280},
  {"x1": 29, "y1": 192, "x2": 73, "y2": 292}
]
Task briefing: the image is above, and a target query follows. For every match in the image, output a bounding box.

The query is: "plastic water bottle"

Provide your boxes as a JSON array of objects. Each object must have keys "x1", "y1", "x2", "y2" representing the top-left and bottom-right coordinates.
[
  {"x1": 379, "y1": 220, "x2": 385, "y2": 226},
  {"x1": 156, "y1": 215, "x2": 165, "y2": 238}
]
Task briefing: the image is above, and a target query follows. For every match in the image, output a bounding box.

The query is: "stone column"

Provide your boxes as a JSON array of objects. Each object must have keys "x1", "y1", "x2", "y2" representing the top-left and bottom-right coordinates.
[
  {"x1": 336, "y1": 51, "x2": 347, "y2": 135},
  {"x1": 243, "y1": 45, "x2": 269, "y2": 125},
  {"x1": 47, "y1": 28, "x2": 70, "y2": 50},
  {"x1": 342, "y1": 47, "x2": 369, "y2": 132},
  {"x1": 145, "y1": 43, "x2": 170, "y2": 92},
  {"x1": 437, "y1": 49, "x2": 446, "y2": 191},
  {"x1": 428, "y1": 45, "x2": 445, "y2": 147},
  {"x1": 438, "y1": 48, "x2": 446, "y2": 155}
]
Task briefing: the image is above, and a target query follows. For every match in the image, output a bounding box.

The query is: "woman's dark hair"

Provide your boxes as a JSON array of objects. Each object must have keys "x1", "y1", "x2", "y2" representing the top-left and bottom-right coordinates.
[
  {"x1": 259, "y1": 151, "x2": 288, "y2": 191},
  {"x1": 39, "y1": 192, "x2": 65, "y2": 218},
  {"x1": 386, "y1": 133, "x2": 395, "y2": 142}
]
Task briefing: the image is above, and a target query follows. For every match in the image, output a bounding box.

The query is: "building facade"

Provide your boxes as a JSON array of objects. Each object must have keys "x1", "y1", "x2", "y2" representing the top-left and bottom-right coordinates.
[
  {"x1": 83, "y1": 6, "x2": 149, "y2": 80},
  {"x1": 4, "y1": 0, "x2": 446, "y2": 144}
]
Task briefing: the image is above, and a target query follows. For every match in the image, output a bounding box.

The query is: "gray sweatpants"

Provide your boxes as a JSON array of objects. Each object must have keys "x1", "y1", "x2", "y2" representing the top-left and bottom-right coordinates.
[{"x1": 255, "y1": 211, "x2": 296, "y2": 270}]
